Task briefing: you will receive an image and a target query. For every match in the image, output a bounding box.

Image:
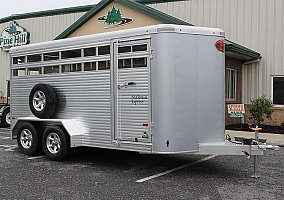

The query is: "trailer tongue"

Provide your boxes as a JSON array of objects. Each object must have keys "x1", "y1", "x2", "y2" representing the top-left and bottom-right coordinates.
[{"x1": 197, "y1": 142, "x2": 263, "y2": 156}]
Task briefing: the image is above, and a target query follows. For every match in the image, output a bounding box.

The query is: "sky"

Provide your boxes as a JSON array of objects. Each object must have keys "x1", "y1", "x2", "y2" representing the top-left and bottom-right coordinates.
[{"x1": 0, "y1": 0, "x2": 101, "y2": 19}]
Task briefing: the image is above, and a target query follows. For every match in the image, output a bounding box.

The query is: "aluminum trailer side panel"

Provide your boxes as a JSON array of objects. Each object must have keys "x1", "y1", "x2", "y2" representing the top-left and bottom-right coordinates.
[
  {"x1": 11, "y1": 71, "x2": 153, "y2": 152},
  {"x1": 11, "y1": 71, "x2": 112, "y2": 145}
]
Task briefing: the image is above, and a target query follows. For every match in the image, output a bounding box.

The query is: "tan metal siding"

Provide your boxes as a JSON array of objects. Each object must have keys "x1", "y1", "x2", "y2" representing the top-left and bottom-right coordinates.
[
  {"x1": 0, "y1": 50, "x2": 10, "y2": 100},
  {"x1": 150, "y1": 0, "x2": 284, "y2": 103},
  {"x1": 0, "y1": 12, "x2": 85, "y2": 97}
]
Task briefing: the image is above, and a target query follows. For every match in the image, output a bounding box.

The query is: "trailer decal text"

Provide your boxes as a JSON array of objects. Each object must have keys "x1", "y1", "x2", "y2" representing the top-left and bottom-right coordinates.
[{"x1": 132, "y1": 95, "x2": 148, "y2": 105}]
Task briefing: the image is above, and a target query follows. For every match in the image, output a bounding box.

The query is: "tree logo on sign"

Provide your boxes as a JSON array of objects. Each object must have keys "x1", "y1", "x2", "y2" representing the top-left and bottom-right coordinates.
[{"x1": 98, "y1": 6, "x2": 133, "y2": 28}]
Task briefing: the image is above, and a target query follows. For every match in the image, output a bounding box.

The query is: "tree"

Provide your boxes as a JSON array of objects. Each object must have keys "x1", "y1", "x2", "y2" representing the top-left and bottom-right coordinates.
[
  {"x1": 116, "y1": 9, "x2": 122, "y2": 22},
  {"x1": 105, "y1": 7, "x2": 122, "y2": 24},
  {"x1": 8, "y1": 23, "x2": 17, "y2": 35},
  {"x1": 105, "y1": 11, "x2": 111, "y2": 24},
  {"x1": 248, "y1": 96, "x2": 273, "y2": 125}
]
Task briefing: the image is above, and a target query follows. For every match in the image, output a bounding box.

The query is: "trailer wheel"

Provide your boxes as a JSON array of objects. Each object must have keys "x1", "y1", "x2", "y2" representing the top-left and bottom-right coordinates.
[
  {"x1": 1, "y1": 108, "x2": 10, "y2": 127},
  {"x1": 17, "y1": 122, "x2": 42, "y2": 155},
  {"x1": 42, "y1": 126, "x2": 70, "y2": 161},
  {"x1": 29, "y1": 84, "x2": 57, "y2": 119}
]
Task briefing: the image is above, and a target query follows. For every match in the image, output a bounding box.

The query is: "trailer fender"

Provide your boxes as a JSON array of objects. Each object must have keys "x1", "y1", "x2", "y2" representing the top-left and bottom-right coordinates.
[{"x1": 12, "y1": 117, "x2": 87, "y2": 147}]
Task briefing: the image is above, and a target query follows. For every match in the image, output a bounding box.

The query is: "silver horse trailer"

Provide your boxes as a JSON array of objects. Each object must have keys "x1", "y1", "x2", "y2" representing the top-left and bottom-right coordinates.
[{"x1": 10, "y1": 24, "x2": 263, "y2": 161}]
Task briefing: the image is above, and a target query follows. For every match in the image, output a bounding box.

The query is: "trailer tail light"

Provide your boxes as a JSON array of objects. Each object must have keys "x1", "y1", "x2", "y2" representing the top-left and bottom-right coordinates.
[{"x1": 215, "y1": 40, "x2": 225, "y2": 52}]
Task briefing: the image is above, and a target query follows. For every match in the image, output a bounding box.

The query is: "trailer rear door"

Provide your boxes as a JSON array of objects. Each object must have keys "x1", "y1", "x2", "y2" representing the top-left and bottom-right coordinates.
[{"x1": 113, "y1": 39, "x2": 151, "y2": 143}]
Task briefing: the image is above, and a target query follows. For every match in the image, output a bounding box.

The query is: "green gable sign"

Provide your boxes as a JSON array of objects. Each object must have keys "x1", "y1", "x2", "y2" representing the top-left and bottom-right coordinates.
[
  {"x1": 0, "y1": 21, "x2": 30, "y2": 51},
  {"x1": 98, "y1": 6, "x2": 133, "y2": 28}
]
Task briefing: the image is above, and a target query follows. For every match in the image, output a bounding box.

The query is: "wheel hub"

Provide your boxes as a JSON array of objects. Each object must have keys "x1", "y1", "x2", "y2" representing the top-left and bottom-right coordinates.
[
  {"x1": 20, "y1": 129, "x2": 33, "y2": 149},
  {"x1": 32, "y1": 90, "x2": 46, "y2": 111},
  {"x1": 5, "y1": 112, "x2": 11, "y2": 125},
  {"x1": 46, "y1": 132, "x2": 61, "y2": 154}
]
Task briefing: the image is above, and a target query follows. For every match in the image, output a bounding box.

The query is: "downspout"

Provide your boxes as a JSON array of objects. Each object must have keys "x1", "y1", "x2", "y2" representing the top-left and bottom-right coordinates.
[{"x1": 241, "y1": 59, "x2": 261, "y2": 123}]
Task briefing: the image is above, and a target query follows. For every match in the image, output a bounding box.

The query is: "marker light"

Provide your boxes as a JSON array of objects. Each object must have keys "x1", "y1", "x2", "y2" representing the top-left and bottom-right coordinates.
[{"x1": 215, "y1": 40, "x2": 225, "y2": 52}]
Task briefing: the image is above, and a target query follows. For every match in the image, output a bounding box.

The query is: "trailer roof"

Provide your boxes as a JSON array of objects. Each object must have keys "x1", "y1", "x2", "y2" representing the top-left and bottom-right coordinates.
[{"x1": 10, "y1": 24, "x2": 224, "y2": 55}]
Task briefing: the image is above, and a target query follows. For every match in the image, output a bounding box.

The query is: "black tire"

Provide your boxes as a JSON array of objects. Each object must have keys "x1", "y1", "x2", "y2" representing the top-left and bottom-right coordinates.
[
  {"x1": 17, "y1": 122, "x2": 42, "y2": 155},
  {"x1": 42, "y1": 126, "x2": 70, "y2": 161},
  {"x1": 1, "y1": 108, "x2": 10, "y2": 127},
  {"x1": 29, "y1": 84, "x2": 57, "y2": 119}
]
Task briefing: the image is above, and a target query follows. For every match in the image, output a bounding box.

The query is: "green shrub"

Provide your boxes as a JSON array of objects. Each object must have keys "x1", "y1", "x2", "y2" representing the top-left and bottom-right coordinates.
[{"x1": 248, "y1": 96, "x2": 273, "y2": 125}]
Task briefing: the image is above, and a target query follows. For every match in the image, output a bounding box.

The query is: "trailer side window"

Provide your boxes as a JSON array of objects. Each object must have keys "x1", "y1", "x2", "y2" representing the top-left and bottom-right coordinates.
[
  {"x1": 118, "y1": 44, "x2": 147, "y2": 54},
  {"x1": 118, "y1": 46, "x2": 131, "y2": 53},
  {"x1": 62, "y1": 63, "x2": 82, "y2": 73},
  {"x1": 44, "y1": 52, "x2": 59, "y2": 61},
  {"x1": 12, "y1": 56, "x2": 25, "y2": 64},
  {"x1": 44, "y1": 66, "x2": 60, "y2": 74},
  {"x1": 27, "y1": 54, "x2": 42, "y2": 63},
  {"x1": 12, "y1": 68, "x2": 26, "y2": 76},
  {"x1": 84, "y1": 62, "x2": 97, "y2": 71},
  {"x1": 98, "y1": 46, "x2": 110, "y2": 55},
  {"x1": 84, "y1": 47, "x2": 96, "y2": 57},
  {"x1": 61, "y1": 49, "x2": 81, "y2": 59},
  {"x1": 132, "y1": 44, "x2": 147, "y2": 52},
  {"x1": 118, "y1": 57, "x2": 147, "y2": 69},
  {"x1": 133, "y1": 57, "x2": 147, "y2": 68},
  {"x1": 28, "y1": 67, "x2": 42, "y2": 76},
  {"x1": 98, "y1": 60, "x2": 110, "y2": 70},
  {"x1": 118, "y1": 59, "x2": 131, "y2": 69}
]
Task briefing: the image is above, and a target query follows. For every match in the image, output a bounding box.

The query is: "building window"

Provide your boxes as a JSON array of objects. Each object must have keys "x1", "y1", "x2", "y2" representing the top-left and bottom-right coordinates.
[
  {"x1": 272, "y1": 77, "x2": 284, "y2": 105},
  {"x1": 226, "y1": 68, "x2": 237, "y2": 101}
]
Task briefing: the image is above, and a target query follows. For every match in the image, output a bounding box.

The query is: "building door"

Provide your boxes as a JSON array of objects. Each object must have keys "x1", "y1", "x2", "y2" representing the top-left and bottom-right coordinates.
[{"x1": 113, "y1": 39, "x2": 151, "y2": 143}]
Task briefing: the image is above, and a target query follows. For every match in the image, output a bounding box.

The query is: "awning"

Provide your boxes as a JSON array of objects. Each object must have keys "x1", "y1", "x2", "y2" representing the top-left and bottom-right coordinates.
[{"x1": 225, "y1": 39, "x2": 261, "y2": 62}]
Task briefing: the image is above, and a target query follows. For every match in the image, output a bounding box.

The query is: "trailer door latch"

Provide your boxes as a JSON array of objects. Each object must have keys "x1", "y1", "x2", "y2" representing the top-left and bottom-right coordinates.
[
  {"x1": 166, "y1": 140, "x2": 169, "y2": 147},
  {"x1": 118, "y1": 81, "x2": 136, "y2": 89}
]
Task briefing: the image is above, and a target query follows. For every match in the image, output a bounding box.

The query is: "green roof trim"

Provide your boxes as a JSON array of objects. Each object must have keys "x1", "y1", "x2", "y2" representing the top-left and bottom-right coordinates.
[
  {"x1": 225, "y1": 39, "x2": 262, "y2": 61},
  {"x1": 0, "y1": 5, "x2": 94, "y2": 24},
  {"x1": 55, "y1": 0, "x2": 192, "y2": 39},
  {"x1": 136, "y1": 0, "x2": 187, "y2": 4}
]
